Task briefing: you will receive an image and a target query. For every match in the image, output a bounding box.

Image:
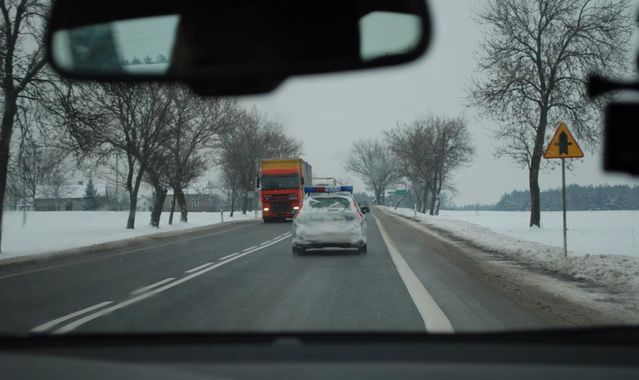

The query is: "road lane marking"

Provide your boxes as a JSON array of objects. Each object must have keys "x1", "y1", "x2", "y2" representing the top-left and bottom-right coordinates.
[
  {"x1": 373, "y1": 212, "x2": 454, "y2": 333},
  {"x1": 50, "y1": 233, "x2": 293, "y2": 334},
  {"x1": 242, "y1": 246, "x2": 257, "y2": 252},
  {"x1": 130, "y1": 278, "x2": 176, "y2": 295},
  {"x1": 184, "y1": 263, "x2": 214, "y2": 274},
  {"x1": 0, "y1": 223, "x2": 259, "y2": 281},
  {"x1": 30, "y1": 301, "x2": 113, "y2": 333},
  {"x1": 219, "y1": 252, "x2": 240, "y2": 261}
]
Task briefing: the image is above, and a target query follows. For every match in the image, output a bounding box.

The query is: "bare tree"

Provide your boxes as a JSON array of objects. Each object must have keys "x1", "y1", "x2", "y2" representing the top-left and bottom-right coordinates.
[
  {"x1": 164, "y1": 86, "x2": 239, "y2": 224},
  {"x1": 386, "y1": 116, "x2": 474, "y2": 214},
  {"x1": 63, "y1": 82, "x2": 174, "y2": 229},
  {"x1": 428, "y1": 117, "x2": 474, "y2": 215},
  {"x1": 0, "y1": 0, "x2": 48, "y2": 250},
  {"x1": 217, "y1": 109, "x2": 302, "y2": 216},
  {"x1": 345, "y1": 138, "x2": 397, "y2": 205},
  {"x1": 385, "y1": 120, "x2": 436, "y2": 212},
  {"x1": 469, "y1": 0, "x2": 632, "y2": 227}
]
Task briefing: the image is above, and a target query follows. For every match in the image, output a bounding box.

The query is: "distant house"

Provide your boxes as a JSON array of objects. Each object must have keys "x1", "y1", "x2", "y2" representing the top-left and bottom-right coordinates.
[
  {"x1": 34, "y1": 181, "x2": 88, "y2": 211},
  {"x1": 34, "y1": 180, "x2": 123, "y2": 211}
]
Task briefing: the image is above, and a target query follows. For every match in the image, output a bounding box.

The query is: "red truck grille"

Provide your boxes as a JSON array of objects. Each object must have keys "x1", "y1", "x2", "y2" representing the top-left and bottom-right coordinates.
[
  {"x1": 271, "y1": 203, "x2": 290, "y2": 213},
  {"x1": 269, "y1": 194, "x2": 291, "y2": 201}
]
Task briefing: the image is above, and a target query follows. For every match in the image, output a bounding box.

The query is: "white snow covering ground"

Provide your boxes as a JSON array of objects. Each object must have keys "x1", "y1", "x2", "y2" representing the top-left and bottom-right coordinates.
[
  {"x1": 1, "y1": 211, "x2": 259, "y2": 261},
  {"x1": 385, "y1": 207, "x2": 639, "y2": 294}
]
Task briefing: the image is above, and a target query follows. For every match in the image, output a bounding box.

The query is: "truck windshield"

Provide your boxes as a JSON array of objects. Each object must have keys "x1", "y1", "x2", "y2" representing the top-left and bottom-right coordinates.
[{"x1": 261, "y1": 175, "x2": 299, "y2": 190}]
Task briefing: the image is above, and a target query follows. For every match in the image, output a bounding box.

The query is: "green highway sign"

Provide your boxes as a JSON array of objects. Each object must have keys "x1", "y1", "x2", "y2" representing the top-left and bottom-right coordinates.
[{"x1": 389, "y1": 190, "x2": 408, "y2": 196}]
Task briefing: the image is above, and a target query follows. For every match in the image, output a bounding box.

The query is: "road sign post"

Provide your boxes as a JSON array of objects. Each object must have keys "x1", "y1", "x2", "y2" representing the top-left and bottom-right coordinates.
[
  {"x1": 543, "y1": 122, "x2": 584, "y2": 258},
  {"x1": 561, "y1": 158, "x2": 567, "y2": 257}
]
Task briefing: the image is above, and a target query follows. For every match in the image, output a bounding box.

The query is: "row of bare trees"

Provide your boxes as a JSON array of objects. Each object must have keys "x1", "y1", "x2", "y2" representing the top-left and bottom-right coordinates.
[
  {"x1": 0, "y1": 1, "x2": 303, "y2": 255},
  {"x1": 386, "y1": 116, "x2": 475, "y2": 215},
  {"x1": 216, "y1": 109, "x2": 302, "y2": 217},
  {"x1": 55, "y1": 81, "x2": 283, "y2": 229},
  {"x1": 346, "y1": 115, "x2": 474, "y2": 215}
]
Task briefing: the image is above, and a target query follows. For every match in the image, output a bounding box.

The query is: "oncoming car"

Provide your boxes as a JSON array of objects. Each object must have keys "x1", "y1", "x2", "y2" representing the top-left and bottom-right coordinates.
[{"x1": 292, "y1": 186, "x2": 369, "y2": 255}]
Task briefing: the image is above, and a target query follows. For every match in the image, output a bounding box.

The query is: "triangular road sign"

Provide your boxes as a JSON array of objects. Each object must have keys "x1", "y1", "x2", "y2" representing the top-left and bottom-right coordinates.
[{"x1": 544, "y1": 122, "x2": 584, "y2": 159}]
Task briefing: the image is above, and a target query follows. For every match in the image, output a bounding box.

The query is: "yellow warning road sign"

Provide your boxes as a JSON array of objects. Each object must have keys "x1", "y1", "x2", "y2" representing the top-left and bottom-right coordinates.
[{"x1": 544, "y1": 122, "x2": 584, "y2": 159}]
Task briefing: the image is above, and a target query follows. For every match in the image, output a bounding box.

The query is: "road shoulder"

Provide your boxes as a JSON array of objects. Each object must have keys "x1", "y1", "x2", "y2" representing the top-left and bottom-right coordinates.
[
  {"x1": 374, "y1": 207, "x2": 639, "y2": 327},
  {"x1": 0, "y1": 220, "x2": 259, "y2": 268}
]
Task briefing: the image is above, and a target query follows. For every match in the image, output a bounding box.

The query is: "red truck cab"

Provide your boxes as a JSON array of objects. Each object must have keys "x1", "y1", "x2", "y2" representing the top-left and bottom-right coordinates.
[{"x1": 258, "y1": 158, "x2": 312, "y2": 222}]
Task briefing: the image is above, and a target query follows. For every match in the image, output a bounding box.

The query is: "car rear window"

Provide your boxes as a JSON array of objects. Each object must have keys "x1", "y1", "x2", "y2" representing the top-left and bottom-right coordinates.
[{"x1": 308, "y1": 197, "x2": 351, "y2": 209}]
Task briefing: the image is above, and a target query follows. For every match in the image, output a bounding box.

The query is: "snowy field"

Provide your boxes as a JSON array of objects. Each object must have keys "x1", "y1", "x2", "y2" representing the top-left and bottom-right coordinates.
[
  {"x1": 411, "y1": 209, "x2": 638, "y2": 258},
  {"x1": 1, "y1": 211, "x2": 259, "y2": 261},
  {"x1": 385, "y1": 207, "x2": 639, "y2": 294}
]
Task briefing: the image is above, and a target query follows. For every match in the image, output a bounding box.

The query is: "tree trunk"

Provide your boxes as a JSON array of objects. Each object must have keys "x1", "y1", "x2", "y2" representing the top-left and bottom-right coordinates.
[
  {"x1": 420, "y1": 185, "x2": 429, "y2": 213},
  {"x1": 126, "y1": 168, "x2": 145, "y2": 229},
  {"x1": 0, "y1": 95, "x2": 18, "y2": 253},
  {"x1": 434, "y1": 171, "x2": 444, "y2": 216},
  {"x1": 176, "y1": 188, "x2": 188, "y2": 222},
  {"x1": 428, "y1": 191, "x2": 437, "y2": 216},
  {"x1": 168, "y1": 192, "x2": 177, "y2": 225},
  {"x1": 127, "y1": 192, "x2": 138, "y2": 229},
  {"x1": 375, "y1": 189, "x2": 384, "y2": 206},
  {"x1": 229, "y1": 191, "x2": 236, "y2": 217},
  {"x1": 150, "y1": 188, "x2": 167, "y2": 228},
  {"x1": 241, "y1": 191, "x2": 248, "y2": 214},
  {"x1": 529, "y1": 107, "x2": 548, "y2": 228},
  {"x1": 529, "y1": 160, "x2": 542, "y2": 227}
]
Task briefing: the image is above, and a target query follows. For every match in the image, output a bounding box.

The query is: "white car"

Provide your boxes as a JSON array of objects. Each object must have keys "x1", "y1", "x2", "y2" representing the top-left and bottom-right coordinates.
[{"x1": 292, "y1": 186, "x2": 369, "y2": 255}]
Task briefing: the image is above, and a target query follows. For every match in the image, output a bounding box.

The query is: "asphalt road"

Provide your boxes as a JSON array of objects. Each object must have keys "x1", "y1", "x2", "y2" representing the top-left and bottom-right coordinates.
[{"x1": 0, "y1": 208, "x2": 546, "y2": 335}]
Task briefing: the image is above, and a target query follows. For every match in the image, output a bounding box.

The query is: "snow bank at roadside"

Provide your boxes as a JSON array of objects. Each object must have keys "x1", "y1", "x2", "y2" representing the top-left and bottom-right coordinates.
[
  {"x1": 384, "y1": 207, "x2": 639, "y2": 294},
  {"x1": 2, "y1": 210, "x2": 259, "y2": 260}
]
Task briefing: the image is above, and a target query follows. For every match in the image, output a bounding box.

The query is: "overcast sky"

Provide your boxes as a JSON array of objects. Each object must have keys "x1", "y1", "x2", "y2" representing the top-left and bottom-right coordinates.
[
  {"x1": 239, "y1": 0, "x2": 639, "y2": 205},
  {"x1": 95, "y1": 0, "x2": 639, "y2": 205}
]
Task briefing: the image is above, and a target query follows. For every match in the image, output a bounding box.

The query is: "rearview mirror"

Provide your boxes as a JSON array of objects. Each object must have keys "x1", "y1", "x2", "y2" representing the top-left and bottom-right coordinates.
[{"x1": 46, "y1": 0, "x2": 431, "y2": 95}]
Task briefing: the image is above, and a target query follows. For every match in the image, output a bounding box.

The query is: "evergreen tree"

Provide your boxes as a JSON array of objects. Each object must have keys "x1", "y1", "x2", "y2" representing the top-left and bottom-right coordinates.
[{"x1": 82, "y1": 179, "x2": 100, "y2": 211}]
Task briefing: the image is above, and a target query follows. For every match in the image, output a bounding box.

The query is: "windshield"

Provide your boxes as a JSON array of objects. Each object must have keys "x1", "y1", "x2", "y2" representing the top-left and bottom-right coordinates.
[
  {"x1": 261, "y1": 175, "x2": 299, "y2": 190},
  {"x1": 2, "y1": 0, "x2": 639, "y2": 337}
]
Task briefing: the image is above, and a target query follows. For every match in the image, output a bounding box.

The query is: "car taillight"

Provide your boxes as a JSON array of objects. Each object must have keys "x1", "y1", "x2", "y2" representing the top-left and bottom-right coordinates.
[{"x1": 353, "y1": 203, "x2": 363, "y2": 218}]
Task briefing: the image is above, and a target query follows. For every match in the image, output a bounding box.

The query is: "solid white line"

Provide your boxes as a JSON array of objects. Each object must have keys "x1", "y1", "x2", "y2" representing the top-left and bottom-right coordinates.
[
  {"x1": 130, "y1": 277, "x2": 176, "y2": 295},
  {"x1": 184, "y1": 262, "x2": 214, "y2": 274},
  {"x1": 242, "y1": 246, "x2": 257, "y2": 252},
  {"x1": 373, "y1": 211, "x2": 454, "y2": 333},
  {"x1": 30, "y1": 301, "x2": 114, "y2": 333},
  {"x1": 219, "y1": 252, "x2": 240, "y2": 261},
  {"x1": 51, "y1": 233, "x2": 293, "y2": 334}
]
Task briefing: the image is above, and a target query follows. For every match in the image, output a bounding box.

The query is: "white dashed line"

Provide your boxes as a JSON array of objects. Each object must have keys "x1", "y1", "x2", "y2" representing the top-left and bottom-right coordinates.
[
  {"x1": 184, "y1": 262, "x2": 214, "y2": 274},
  {"x1": 48, "y1": 233, "x2": 292, "y2": 334},
  {"x1": 30, "y1": 301, "x2": 114, "y2": 333},
  {"x1": 130, "y1": 278, "x2": 176, "y2": 295},
  {"x1": 219, "y1": 252, "x2": 240, "y2": 261}
]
